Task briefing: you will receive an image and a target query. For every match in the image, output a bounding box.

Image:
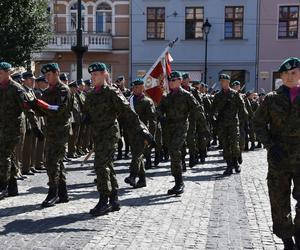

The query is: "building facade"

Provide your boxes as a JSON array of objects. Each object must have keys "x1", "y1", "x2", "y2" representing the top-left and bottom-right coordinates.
[
  {"x1": 34, "y1": 0, "x2": 129, "y2": 82},
  {"x1": 131, "y1": 0, "x2": 259, "y2": 91},
  {"x1": 258, "y1": 0, "x2": 300, "y2": 92}
]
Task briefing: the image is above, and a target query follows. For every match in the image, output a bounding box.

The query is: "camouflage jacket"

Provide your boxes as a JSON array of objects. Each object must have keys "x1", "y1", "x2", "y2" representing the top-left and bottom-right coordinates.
[
  {"x1": 41, "y1": 81, "x2": 72, "y2": 130},
  {"x1": 0, "y1": 79, "x2": 38, "y2": 139},
  {"x1": 83, "y1": 84, "x2": 144, "y2": 139},
  {"x1": 129, "y1": 94, "x2": 157, "y2": 136},
  {"x1": 211, "y1": 88, "x2": 248, "y2": 126},
  {"x1": 157, "y1": 87, "x2": 199, "y2": 126},
  {"x1": 254, "y1": 85, "x2": 300, "y2": 149}
]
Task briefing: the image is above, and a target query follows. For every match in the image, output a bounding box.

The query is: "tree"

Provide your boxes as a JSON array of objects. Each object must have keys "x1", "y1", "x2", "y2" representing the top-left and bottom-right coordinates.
[{"x1": 0, "y1": 0, "x2": 51, "y2": 67}]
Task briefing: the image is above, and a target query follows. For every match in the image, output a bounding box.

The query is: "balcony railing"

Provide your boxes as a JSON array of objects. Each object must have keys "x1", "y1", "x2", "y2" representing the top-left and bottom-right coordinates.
[{"x1": 46, "y1": 33, "x2": 112, "y2": 51}]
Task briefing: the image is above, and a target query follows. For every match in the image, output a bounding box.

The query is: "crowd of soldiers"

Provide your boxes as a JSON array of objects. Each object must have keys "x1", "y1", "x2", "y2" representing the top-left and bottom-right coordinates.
[{"x1": 1, "y1": 57, "x2": 299, "y2": 249}]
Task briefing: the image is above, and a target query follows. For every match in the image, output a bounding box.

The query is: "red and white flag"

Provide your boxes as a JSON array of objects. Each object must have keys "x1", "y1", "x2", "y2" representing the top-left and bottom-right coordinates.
[{"x1": 143, "y1": 39, "x2": 177, "y2": 105}]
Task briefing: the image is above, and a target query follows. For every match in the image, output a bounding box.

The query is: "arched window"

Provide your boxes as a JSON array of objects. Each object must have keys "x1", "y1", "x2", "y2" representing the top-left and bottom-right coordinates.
[
  {"x1": 96, "y1": 3, "x2": 112, "y2": 33},
  {"x1": 70, "y1": 2, "x2": 85, "y2": 32}
]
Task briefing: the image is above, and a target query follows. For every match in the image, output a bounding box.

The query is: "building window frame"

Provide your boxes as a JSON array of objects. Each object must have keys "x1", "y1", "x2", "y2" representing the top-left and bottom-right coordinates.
[
  {"x1": 224, "y1": 6, "x2": 244, "y2": 40},
  {"x1": 185, "y1": 7, "x2": 204, "y2": 40},
  {"x1": 146, "y1": 7, "x2": 165, "y2": 40},
  {"x1": 278, "y1": 5, "x2": 299, "y2": 39}
]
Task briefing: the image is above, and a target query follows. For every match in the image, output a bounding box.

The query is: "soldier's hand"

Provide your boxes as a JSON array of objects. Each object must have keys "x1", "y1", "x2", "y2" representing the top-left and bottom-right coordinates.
[
  {"x1": 269, "y1": 144, "x2": 285, "y2": 163},
  {"x1": 140, "y1": 129, "x2": 156, "y2": 148},
  {"x1": 32, "y1": 127, "x2": 45, "y2": 141}
]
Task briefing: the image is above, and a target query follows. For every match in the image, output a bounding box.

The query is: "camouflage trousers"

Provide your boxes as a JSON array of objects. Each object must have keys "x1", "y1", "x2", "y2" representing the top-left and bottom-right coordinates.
[
  {"x1": 45, "y1": 129, "x2": 68, "y2": 186},
  {"x1": 267, "y1": 146, "x2": 300, "y2": 239},
  {"x1": 94, "y1": 128, "x2": 119, "y2": 196},
  {"x1": 0, "y1": 135, "x2": 19, "y2": 185},
  {"x1": 218, "y1": 125, "x2": 240, "y2": 162},
  {"x1": 128, "y1": 134, "x2": 145, "y2": 178},
  {"x1": 164, "y1": 123, "x2": 188, "y2": 177}
]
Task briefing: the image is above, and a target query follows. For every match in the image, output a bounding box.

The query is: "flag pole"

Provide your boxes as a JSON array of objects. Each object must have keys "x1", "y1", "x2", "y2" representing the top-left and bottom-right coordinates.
[{"x1": 142, "y1": 37, "x2": 178, "y2": 83}]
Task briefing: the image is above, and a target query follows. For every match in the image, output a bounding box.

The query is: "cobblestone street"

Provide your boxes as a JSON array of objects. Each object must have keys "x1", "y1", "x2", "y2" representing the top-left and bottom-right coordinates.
[{"x1": 0, "y1": 148, "x2": 289, "y2": 249}]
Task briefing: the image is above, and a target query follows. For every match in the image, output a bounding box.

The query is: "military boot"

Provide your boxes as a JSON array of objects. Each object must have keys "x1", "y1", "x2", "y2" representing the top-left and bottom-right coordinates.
[
  {"x1": 250, "y1": 142, "x2": 255, "y2": 151},
  {"x1": 256, "y1": 142, "x2": 262, "y2": 148},
  {"x1": 58, "y1": 181, "x2": 69, "y2": 203},
  {"x1": 41, "y1": 185, "x2": 59, "y2": 207},
  {"x1": 145, "y1": 157, "x2": 152, "y2": 170},
  {"x1": 124, "y1": 173, "x2": 136, "y2": 187},
  {"x1": 233, "y1": 158, "x2": 241, "y2": 173},
  {"x1": 0, "y1": 183, "x2": 8, "y2": 200},
  {"x1": 189, "y1": 154, "x2": 196, "y2": 168},
  {"x1": 237, "y1": 153, "x2": 243, "y2": 164},
  {"x1": 282, "y1": 238, "x2": 295, "y2": 250},
  {"x1": 135, "y1": 175, "x2": 146, "y2": 189},
  {"x1": 211, "y1": 138, "x2": 217, "y2": 146},
  {"x1": 199, "y1": 151, "x2": 206, "y2": 164},
  {"x1": 90, "y1": 194, "x2": 112, "y2": 216},
  {"x1": 223, "y1": 162, "x2": 233, "y2": 176},
  {"x1": 7, "y1": 178, "x2": 18, "y2": 197},
  {"x1": 167, "y1": 174, "x2": 184, "y2": 195},
  {"x1": 109, "y1": 189, "x2": 121, "y2": 212}
]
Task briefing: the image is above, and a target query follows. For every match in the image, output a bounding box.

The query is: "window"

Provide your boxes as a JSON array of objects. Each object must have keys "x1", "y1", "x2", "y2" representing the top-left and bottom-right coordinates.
[
  {"x1": 185, "y1": 7, "x2": 204, "y2": 39},
  {"x1": 70, "y1": 3, "x2": 85, "y2": 32},
  {"x1": 278, "y1": 6, "x2": 299, "y2": 39},
  {"x1": 147, "y1": 7, "x2": 165, "y2": 40},
  {"x1": 225, "y1": 6, "x2": 244, "y2": 39},
  {"x1": 96, "y1": 3, "x2": 112, "y2": 33}
]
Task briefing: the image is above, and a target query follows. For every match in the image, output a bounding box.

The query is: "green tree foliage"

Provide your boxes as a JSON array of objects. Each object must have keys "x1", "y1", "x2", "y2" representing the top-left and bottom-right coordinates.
[{"x1": 0, "y1": 0, "x2": 51, "y2": 66}]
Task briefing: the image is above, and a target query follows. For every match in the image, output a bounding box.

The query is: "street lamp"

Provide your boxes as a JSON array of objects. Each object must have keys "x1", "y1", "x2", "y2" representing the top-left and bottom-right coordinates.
[
  {"x1": 71, "y1": 0, "x2": 88, "y2": 81},
  {"x1": 203, "y1": 19, "x2": 211, "y2": 85}
]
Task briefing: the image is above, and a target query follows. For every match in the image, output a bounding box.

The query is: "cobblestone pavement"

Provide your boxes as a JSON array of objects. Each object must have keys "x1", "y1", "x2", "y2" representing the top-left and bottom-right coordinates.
[{"x1": 0, "y1": 147, "x2": 291, "y2": 249}]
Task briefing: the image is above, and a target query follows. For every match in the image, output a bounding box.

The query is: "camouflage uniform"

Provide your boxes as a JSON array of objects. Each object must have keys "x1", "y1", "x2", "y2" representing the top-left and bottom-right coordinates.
[
  {"x1": 254, "y1": 84, "x2": 300, "y2": 240},
  {"x1": 0, "y1": 78, "x2": 41, "y2": 198},
  {"x1": 41, "y1": 81, "x2": 72, "y2": 189},
  {"x1": 211, "y1": 88, "x2": 247, "y2": 171}
]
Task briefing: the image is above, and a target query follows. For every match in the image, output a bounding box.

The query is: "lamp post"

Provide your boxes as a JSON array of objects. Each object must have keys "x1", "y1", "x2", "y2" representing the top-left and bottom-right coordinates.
[
  {"x1": 71, "y1": 0, "x2": 88, "y2": 81},
  {"x1": 202, "y1": 19, "x2": 211, "y2": 84}
]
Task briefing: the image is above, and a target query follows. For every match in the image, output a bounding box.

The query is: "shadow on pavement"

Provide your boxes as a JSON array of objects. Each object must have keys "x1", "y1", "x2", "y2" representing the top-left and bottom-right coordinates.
[{"x1": 0, "y1": 212, "x2": 96, "y2": 235}]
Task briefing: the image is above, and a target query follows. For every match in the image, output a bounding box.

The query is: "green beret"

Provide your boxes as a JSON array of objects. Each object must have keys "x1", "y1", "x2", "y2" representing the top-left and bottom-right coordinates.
[
  {"x1": 182, "y1": 72, "x2": 190, "y2": 80},
  {"x1": 278, "y1": 57, "x2": 300, "y2": 73},
  {"x1": 231, "y1": 80, "x2": 241, "y2": 86},
  {"x1": 168, "y1": 71, "x2": 182, "y2": 81},
  {"x1": 191, "y1": 80, "x2": 201, "y2": 86},
  {"x1": 68, "y1": 81, "x2": 78, "y2": 88},
  {"x1": 219, "y1": 74, "x2": 231, "y2": 81},
  {"x1": 41, "y1": 63, "x2": 60, "y2": 74},
  {"x1": 0, "y1": 62, "x2": 12, "y2": 71},
  {"x1": 131, "y1": 78, "x2": 144, "y2": 86},
  {"x1": 88, "y1": 62, "x2": 107, "y2": 73}
]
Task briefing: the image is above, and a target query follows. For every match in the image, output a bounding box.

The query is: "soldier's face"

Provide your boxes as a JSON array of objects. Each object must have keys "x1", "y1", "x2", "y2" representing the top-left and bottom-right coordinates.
[
  {"x1": 232, "y1": 85, "x2": 241, "y2": 91},
  {"x1": 182, "y1": 78, "x2": 189, "y2": 86},
  {"x1": 45, "y1": 71, "x2": 59, "y2": 85},
  {"x1": 220, "y1": 79, "x2": 230, "y2": 89},
  {"x1": 0, "y1": 70, "x2": 10, "y2": 84},
  {"x1": 281, "y1": 68, "x2": 300, "y2": 87},
  {"x1": 91, "y1": 71, "x2": 105, "y2": 85},
  {"x1": 133, "y1": 85, "x2": 144, "y2": 95},
  {"x1": 24, "y1": 78, "x2": 35, "y2": 89},
  {"x1": 37, "y1": 81, "x2": 48, "y2": 90},
  {"x1": 169, "y1": 78, "x2": 182, "y2": 90}
]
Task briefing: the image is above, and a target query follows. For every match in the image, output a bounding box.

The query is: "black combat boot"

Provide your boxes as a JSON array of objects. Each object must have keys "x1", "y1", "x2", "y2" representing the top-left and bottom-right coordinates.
[
  {"x1": 154, "y1": 150, "x2": 161, "y2": 167},
  {"x1": 135, "y1": 175, "x2": 146, "y2": 188},
  {"x1": 189, "y1": 154, "x2": 196, "y2": 168},
  {"x1": 223, "y1": 162, "x2": 233, "y2": 176},
  {"x1": 282, "y1": 238, "x2": 295, "y2": 250},
  {"x1": 90, "y1": 194, "x2": 112, "y2": 216},
  {"x1": 250, "y1": 142, "x2": 255, "y2": 151},
  {"x1": 199, "y1": 151, "x2": 206, "y2": 164},
  {"x1": 182, "y1": 156, "x2": 187, "y2": 172},
  {"x1": 167, "y1": 174, "x2": 185, "y2": 195},
  {"x1": 7, "y1": 178, "x2": 18, "y2": 197},
  {"x1": 41, "y1": 185, "x2": 59, "y2": 207},
  {"x1": 0, "y1": 183, "x2": 8, "y2": 200},
  {"x1": 163, "y1": 146, "x2": 169, "y2": 162},
  {"x1": 256, "y1": 141, "x2": 262, "y2": 148},
  {"x1": 58, "y1": 181, "x2": 69, "y2": 203},
  {"x1": 109, "y1": 189, "x2": 121, "y2": 212},
  {"x1": 145, "y1": 157, "x2": 152, "y2": 170},
  {"x1": 211, "y1": 138, "x2": 217, "y2": 146},
  {"x1": 237, "y1": 153, "x2": 243, "y2": 164},
  {"x1": 124, "y1": 173, "x2": 136, "y2": 188},
  {"x1": 233, "y1": 158, "x2": 241, "y2": 173}
]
